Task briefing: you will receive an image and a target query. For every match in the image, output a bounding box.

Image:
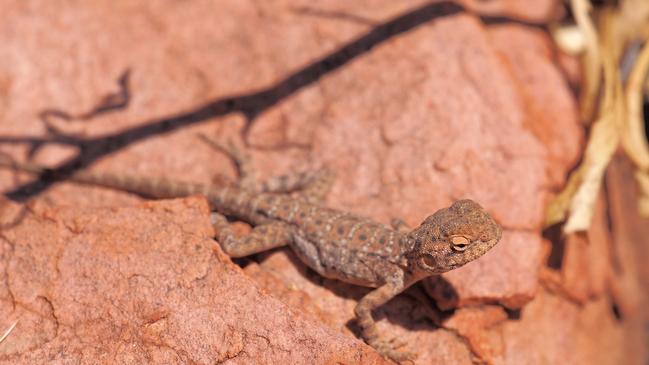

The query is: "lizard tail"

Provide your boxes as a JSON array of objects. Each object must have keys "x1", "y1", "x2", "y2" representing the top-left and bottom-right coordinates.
[{"x1": 0, "y1": 154, "x2": 209, "y2": 199}]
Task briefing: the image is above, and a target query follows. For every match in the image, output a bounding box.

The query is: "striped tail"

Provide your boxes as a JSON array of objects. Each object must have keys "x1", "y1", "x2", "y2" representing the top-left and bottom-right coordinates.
[{"x1": 0, "y1": 158, "x2": 209, "y2": 200}]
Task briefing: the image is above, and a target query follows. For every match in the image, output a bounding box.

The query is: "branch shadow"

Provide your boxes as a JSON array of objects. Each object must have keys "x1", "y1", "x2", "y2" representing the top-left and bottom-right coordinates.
[
  {"x1": 39, "y1": 68, "x2": 132, "y2": 125},
  {"x1": 0, "y1": 1, "x2": 547, "y2": 201}
]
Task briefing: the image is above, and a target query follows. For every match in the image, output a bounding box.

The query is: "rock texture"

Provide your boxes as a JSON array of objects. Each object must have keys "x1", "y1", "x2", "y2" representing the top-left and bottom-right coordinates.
[
  {"x1": 0, "y1": 1, "x2": 646, "y2": 364},
  {"x1": 0, "y1": 197, "x2": 386, "y2": 364}
]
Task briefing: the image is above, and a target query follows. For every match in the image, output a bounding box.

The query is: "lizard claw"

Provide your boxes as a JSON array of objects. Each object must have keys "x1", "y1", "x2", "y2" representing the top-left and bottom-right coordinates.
[
  {"x1": 196, "y1": 134, "x2": 250, "y2": 165},
  {"x1": 386, "y1": 336, "x2": 408, "y2": 350}
]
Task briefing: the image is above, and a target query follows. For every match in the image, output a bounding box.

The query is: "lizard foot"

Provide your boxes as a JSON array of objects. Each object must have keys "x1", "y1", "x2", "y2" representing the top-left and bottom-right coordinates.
[
  {"x1": 390, "y1": 217, "x2": 410, "y2": 232},
  {"x1": 197, "y1": 134, "x2": 257, "y2": 191},
  {"x1": 369, "y1": 338, "x2": 417, "y2": 363}
]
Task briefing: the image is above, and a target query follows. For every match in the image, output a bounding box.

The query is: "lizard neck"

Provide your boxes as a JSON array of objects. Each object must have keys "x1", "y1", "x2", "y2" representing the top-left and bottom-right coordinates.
[
  {"x1": 399, "y1": 233, "x2": 417, "y2": 253},
  {"x1": 397, "y1": 233, "x2": 418, "y2": 268}
]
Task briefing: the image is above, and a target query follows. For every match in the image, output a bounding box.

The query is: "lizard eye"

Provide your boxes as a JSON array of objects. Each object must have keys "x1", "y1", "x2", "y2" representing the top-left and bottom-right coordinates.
[{"x1": 451, "y1": 236, "x2": 469, "y2": 252}]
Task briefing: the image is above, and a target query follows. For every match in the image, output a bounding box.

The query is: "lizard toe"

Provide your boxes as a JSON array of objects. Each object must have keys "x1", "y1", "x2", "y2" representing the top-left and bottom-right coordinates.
[
  {"x1": 372, "y1": 339, "x2": 417, "y2": 363},
  {"x1": 386, "y1": 336, "x2": 408, "y2": 349},
  {"x1": 383, "y1": 348, "x2": 417, "y2": 363}
]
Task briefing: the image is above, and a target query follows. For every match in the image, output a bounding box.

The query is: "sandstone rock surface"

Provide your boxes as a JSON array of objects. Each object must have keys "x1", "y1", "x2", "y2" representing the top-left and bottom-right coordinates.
[{"x1": 0, "y1": 197, "x2": 386, "y2": 364}]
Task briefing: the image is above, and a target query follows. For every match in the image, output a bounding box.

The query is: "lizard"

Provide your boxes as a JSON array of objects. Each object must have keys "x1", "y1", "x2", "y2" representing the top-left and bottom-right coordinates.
[{"x1": 0, "y1": 140, "x2": 502, "y2": 362}]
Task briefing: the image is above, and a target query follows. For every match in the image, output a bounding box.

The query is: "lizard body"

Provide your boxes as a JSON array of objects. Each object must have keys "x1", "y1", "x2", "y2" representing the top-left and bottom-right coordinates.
[{"x1": 0, "y1": 156, "x2": 502, "y2": 362}]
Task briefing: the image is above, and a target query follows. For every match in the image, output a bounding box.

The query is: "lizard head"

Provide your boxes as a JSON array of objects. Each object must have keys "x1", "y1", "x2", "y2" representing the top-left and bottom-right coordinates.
[{"x1": 405, "y1": 199, "x2": 502, "y2": 274}]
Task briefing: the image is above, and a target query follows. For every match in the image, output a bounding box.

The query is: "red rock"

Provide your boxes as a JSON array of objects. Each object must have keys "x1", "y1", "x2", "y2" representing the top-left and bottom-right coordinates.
[
  {"x1": 0, "y1": 197, "x2": 386, "y2": 364},
  {"x1": 292, "y1": 13, "x2": 553, "y2": 232},
  {"x1": 243, "y1": 261, "x2": 334, "y2": 328},
  {"x1": 488, "y1": 25, "x2": 583, "y2": 188},
  {"x1": 497, "y1": 289, "x2": 644, "y2": 365},
  {"x1": 604, "y1": 156, "x2": 647, "y2": 320},
  {"x1": 0, "y1": 0, "x2": 576, "y2": 323},
  {"x1": 443, "y1": 305, "x2": 508, "y2": 363},
  {"x1": 530, "y1": 157, "x2": 649, "y2": 364},
  {"x1": 460, "y1": 0, "x2": 558, "y2": 22},
  {"x1": 548, "y1": 193, "x2": 613, "y2": 304}
]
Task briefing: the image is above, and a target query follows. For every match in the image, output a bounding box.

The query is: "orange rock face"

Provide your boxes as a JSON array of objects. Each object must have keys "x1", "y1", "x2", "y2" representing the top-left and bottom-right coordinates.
[
  {"x1": 0, "y1": 1, "x2": 646, "y2": 364},
  {"x1": 0, "y1": 198, "x2": 386, "y2": 364}
]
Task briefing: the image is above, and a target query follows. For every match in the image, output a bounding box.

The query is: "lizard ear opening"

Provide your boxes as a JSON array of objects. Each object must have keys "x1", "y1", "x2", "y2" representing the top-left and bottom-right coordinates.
[{"x1": 422, "y1": 255, "x2": 437, "y2": 268}]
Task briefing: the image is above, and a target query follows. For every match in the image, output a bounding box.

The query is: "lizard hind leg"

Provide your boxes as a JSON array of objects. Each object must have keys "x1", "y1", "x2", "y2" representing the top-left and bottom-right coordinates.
[
  {"x1": 197, "y1": 133, "x2": 335, "y2": 202},
  {"x1": 260, "y1": 168, "x2": 336, "y2": 204},
  {"x1": 211, "y1": 213, "x2": 292, "y2": 257},
  {"x1": 198, "y1": 134, "x2": 257, "y2": 192}
]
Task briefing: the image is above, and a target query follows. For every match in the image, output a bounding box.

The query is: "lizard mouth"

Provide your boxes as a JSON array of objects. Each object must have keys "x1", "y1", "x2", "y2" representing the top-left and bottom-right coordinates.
[{"x1": 419, "y1": 256, "x2": 456, "y2": 274}]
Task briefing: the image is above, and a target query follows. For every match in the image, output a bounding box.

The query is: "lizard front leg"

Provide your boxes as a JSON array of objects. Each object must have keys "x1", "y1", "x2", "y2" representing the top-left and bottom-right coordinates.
[
  {"x1": 390, "y1": 218, "x2": 410, "y2": 233},
  {"x1": 212, "y1": 213, "x2": 293, "y2": 257},
  {"x1": 354, "y1": 270, "x2": 416, "y2": 362}
]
